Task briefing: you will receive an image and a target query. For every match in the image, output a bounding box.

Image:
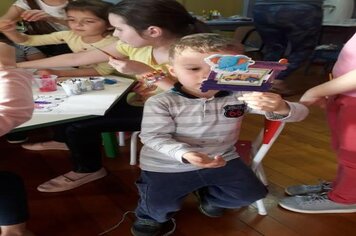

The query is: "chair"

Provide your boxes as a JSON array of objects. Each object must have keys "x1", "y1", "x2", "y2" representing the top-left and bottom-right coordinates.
[
  {"x1": 236, "y1": 118, "x2": 285, "y2": 215},
  {"x1": 102, "y1": 131, "x2": 140, "y2": 165}
]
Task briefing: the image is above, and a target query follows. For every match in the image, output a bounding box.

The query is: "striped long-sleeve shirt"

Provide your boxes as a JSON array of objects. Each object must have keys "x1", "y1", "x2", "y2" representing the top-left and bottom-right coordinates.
[{"x1": 139, "y1": 84, "x2": 309, "y2": 173}]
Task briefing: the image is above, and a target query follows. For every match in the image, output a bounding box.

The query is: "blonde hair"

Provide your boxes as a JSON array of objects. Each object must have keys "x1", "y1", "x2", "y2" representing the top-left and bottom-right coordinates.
[{"x1": 169, "y1": 33, "x2": 244, "y2": 61}]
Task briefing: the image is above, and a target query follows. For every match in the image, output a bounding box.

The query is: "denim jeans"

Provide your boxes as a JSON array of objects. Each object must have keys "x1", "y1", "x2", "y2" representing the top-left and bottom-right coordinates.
[
  {"x1": 135, "y1": 158, "x2": 268, "y2": 223},
  {"x1": 253, "y1": 3, "x2": 323, "y2": 80}
]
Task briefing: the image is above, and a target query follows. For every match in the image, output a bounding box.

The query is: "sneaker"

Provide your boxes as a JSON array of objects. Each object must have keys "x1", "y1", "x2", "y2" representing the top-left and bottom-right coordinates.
[
  {"x1": 22, "y1": 141, "x2": 69, "y2": 151},
  {"x1": 37, "y1": 168, "x2": 107, "y2": 192},
  {"x1": 6, "y1": 133, "x2": 29, "y2": 144},
  {"x1": 279, "y1": 193, "x2": 356, "y2": 214},
  {"x1": 285, "y1": 181, "x2": 332, "y2": 196},
  {"x1": 131, "y1": 219, "x2": 162, "y2": 236},
  {"x1": 194, "y1": 189, "x2": 224, "y2": 217}
]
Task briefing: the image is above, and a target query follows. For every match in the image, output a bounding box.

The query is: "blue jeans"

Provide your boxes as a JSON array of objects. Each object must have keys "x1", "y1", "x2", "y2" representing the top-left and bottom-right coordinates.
[
  {"x1": 253, "y1": 3, "x2": 323, "y2": 80},
  {"x1": 135, "y1": 158, "x2": 267, "y2": 223},
  {"x1": 0, "y1": 172, "x2": 29, "y2": 225}
]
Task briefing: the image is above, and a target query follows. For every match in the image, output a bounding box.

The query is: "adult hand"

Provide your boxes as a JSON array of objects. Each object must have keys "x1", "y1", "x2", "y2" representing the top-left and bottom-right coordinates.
[
  {"x1": 238, "y1": 91, "x2": 289, "y2": 114},
  {"x1": 182, "y1": 152, "x2": 226, "y2": 168}
]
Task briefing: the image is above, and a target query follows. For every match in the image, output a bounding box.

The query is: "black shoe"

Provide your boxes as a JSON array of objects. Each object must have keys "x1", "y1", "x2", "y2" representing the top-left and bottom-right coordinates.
[
  {"x1": 6, "y1": 133, "x2": 28, "y2": 144},
  {"x1": 194, "y1": 189, "x2": 225, "y2": 218},
  {"x1": 131, "y1": 219, "x2": 162, "y2": 236}
]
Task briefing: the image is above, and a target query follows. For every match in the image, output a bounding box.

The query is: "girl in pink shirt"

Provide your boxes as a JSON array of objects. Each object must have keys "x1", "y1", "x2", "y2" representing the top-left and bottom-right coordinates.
[{"x1": 279, "y1": 33, "x2": 356, "y2": 213}]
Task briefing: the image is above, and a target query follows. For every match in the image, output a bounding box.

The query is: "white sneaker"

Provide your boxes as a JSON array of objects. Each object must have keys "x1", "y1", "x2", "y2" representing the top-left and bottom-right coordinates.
[
  {"x1": 279, "y1": 193, "x2": 356, "y2": 214},
  {"x1": 22, "y1": 141, "x2": 69, "y2": 151}
]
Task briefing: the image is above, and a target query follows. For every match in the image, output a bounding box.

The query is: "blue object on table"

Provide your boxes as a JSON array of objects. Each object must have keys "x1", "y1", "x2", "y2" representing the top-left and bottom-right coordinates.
[{"x1": 104, "y1": 78, "x2": 118, "y2": 84}]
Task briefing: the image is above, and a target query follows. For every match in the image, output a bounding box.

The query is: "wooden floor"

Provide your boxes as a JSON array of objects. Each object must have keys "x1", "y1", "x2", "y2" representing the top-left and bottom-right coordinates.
[{"x1": 1, "y1": 65, "x2": 356, "y2": 236}]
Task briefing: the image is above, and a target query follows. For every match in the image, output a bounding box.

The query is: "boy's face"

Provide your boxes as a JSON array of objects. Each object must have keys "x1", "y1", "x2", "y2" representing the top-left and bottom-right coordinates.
[{"x1": 169, "y1": 49, "x2": 222, "y2": 97}]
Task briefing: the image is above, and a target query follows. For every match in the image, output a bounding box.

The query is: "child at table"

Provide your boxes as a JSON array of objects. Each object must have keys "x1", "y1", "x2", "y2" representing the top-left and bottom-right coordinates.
[
  {"x1": 279, "y1": 33, "x2": 356, "y2": 213},
  {"x1": 0, "y1": 42, "x2": 34, "y2": 236},
  {"x1": 131, "y1": 33, "x2": 309, "y2": 235},
  {"x1": 16, "y1": 0, "x2": 210, "y2": 193},
  {"x1": 0, "y1": 0, "x2": 116, "y2": 77},
  {"x1": 0, "y1": 0, "x2": 71, "y2": 56}
]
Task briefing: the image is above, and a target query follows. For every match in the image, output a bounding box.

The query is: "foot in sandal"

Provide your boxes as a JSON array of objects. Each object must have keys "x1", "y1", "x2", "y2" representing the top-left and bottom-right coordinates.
[{"x1": 37, "y1": 168, "x2": 107, "y2": 192}]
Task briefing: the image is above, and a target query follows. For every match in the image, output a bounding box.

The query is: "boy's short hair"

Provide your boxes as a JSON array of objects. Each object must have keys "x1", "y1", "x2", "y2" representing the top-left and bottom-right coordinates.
[{"x1": 169, "y1": 33, "x2": 244, "y2": 61}]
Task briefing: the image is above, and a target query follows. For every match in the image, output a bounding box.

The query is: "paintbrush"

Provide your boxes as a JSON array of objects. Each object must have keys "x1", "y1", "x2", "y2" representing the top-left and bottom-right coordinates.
[{"x1": 90, "y1": 44, "x2": 118, "y2": 59}]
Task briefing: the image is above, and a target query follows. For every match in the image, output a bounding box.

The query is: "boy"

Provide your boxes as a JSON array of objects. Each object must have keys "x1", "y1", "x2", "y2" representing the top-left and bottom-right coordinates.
[{"x1": 133, "y1": 33, "x2": 309, "y2": 236}]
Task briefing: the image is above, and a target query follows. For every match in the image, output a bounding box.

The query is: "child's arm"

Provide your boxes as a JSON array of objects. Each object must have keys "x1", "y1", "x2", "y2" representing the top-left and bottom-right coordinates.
[
  {"x1": 108, "y1": 57, "x2": 158, "y2": 75},
  {"x1": 300, "y1": 69, "x2": 356, "y2": 106},
  {"x1": 36, "y1": 68, "x2": 101, "y2": 77},
  {"x1": 17, "y1": 42, "x2": 122, "y2": 69},
  {"x1": 238, "y1": 91, "x2": 309, "y2": 122}
]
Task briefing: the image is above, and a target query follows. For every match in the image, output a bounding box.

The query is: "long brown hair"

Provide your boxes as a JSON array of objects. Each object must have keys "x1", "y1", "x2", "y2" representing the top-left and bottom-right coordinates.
[{"x1": 109, "y1": 0, "x2": 211, "y2": 37}]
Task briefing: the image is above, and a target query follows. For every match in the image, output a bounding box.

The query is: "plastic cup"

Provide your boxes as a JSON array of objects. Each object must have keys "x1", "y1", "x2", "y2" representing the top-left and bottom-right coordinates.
[
  {"x1": 90, "y1": 77, "x2": 105, "y2": 90},
  {"x1": 34, "y1": 75, "x2": 58, "y2": 92},
  {"x1": 60, "y1": 81, "x2": 82, "y2": 96}
]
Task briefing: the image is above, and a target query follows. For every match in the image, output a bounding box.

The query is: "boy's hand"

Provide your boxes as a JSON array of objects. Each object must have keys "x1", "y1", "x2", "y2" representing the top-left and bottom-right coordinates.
[
  {"x1": 182, "y1": 152, "x2": 226, "y2": 168},
  {"x1": 0, "y1": 42, "x2": 16, "y2": 68},
  {"x1": 238, "y1": 91, "x2": 290, "y2": 115}
]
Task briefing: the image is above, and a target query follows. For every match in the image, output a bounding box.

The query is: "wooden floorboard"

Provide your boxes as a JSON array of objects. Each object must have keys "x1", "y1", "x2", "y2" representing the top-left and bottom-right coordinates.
[{"x1": 1, "y1": 65, "x2": 356, "y2": 235}]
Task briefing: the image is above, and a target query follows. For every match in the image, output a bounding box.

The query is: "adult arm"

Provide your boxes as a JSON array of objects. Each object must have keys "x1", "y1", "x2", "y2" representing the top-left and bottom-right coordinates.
[
  {"x1": 17, "y1": 42, "x2": 123, "y2": 69},
  {"x1": 0, "y1": 43, "x2": 33, "y2": 136}
]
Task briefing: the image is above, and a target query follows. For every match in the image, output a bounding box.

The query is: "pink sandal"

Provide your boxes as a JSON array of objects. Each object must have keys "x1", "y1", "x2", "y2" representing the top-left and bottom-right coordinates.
[{"x1": 37, "y1": 168, "x2": 107, "y2": 192}]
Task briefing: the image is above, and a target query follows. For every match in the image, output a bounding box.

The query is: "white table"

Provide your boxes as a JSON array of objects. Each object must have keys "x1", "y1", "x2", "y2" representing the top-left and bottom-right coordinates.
[{"x1": 15, "y1": 75, "x2": 135, "y2": 131}]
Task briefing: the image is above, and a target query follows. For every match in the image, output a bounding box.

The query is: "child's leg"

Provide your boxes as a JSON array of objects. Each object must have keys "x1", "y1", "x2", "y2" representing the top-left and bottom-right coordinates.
[
  {"x1": 135, "y1": 170, "x2": 202, "y2": 223},
  {"x1": 327, "y1": 95, "x2": 356, "y2": 204},
  {"x1": 199, "y1": 158, "x2": 268, "y2": 208},
  {"x1": 65, "y1": 98, "x2": 143, "y2": 173}
]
